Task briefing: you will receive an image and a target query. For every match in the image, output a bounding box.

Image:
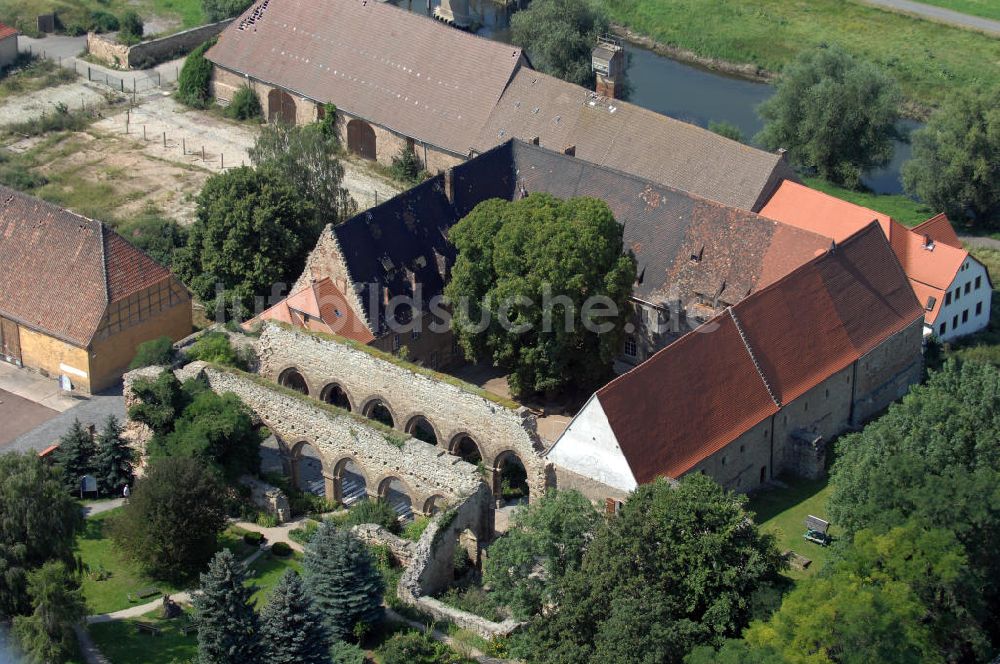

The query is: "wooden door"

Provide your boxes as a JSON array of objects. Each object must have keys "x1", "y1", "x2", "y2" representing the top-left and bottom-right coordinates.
[
  {"x1": 267, "y1": 89, "x2": 297, "y2": 125},
  {"x1": 347, "y1": 119, "x2": 377, "y2": 160},
  {"x1": 0, "y1": 317, "x2": 21, "y2": 363}
]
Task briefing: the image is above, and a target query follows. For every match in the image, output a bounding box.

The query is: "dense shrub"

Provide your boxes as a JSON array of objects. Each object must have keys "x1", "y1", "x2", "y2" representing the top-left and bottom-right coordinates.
[
  {"x1": 389, "y1": 146, "x2": 424, "y2": 185},
  {"x1": 243, "y1": 531, "x2": 264, "y2": 546},
  {"x1": 344, "y1": 499, "x2": 400, "y2": 534},
  {"x1": 225, "y1": 86, "x2": 261, "y2": 121},
  {"x1": 185, "y1": 331, "x2": 244, "y2": 368},
  {"x1": 378, "y1": 631, "x2": 473, "y2": 664},
  {"x1": 118, "y1": 11, "x2": 144, "y2": 45},
  {"x1": 119, "y1": 212, "x2": 187, "y2": 268},
  {"x1": 176, "y1": 39, "x2": 216, "y2": 108},
  {"x1": 88, "y1": 11, "x2": 120, "y2": 33},
  {"x1": 270, "y1": 541, "x2": 292, "y2": 557},
  {"x1": 203, "y1": 0, "x2": 255, "y2": 22},
  {"x1": 128, "y1": 336, "x2": 174, "y2": 369}
]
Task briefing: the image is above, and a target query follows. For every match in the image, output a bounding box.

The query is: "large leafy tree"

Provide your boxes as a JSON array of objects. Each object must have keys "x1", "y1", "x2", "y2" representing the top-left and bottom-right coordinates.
[
  {"x1": 202, "y1": 0, "x2": 254, "y2": 22},
  {"x1": 483, "y1": 489, "x2": 601, "y2": 619},
  {"x1": 756, "y1": 45, "x2": 901, "y2": 189},
  {"x1": 176, "y1": 39, "x2": 216, "y2": 108},
  {"x1": 54, "y1": 418, "x2": 95, "y2": 493},
  {"x1": 193, "y1": 549, "x2": 261, "y2": 664},
  {"x1": 259, "y1": 569, "x2": 331, "y2": 664},
  {"x1": 0, "y1": 453, "x2": 83, "y2": 618},
  {"x1": 109, "y1": 457, "x2": 227, "y2": 582},
  {"x1": 174, "y1": 166, "x2": 318, "y2": 317},
  {"x1": 93, "y1": 415, "x2": 134, "y2": 497},
  {"x1": 127, "y1": 369, "x2": 190, "y2": 437},
  {"x1": 11, "y1": 562, "x2": 87, "y2": 664},
  {"x1": 248, "y1": 122, "x2": 357, "y2": 227},
  {"x1": 903, "y1": 89, "x2": 1000, "y2": 228},
  {"x1": 828, "y1": 359, "x2": 1000, "y2": 644},
  {"x1": 515, "y1": 475, "x2": 784, "y2": 664},
  {"x1": 303, "y1": 522, "x2": 383, "y2": 640},
  {"x1": 510, "y1": 0, "x2": 610, "y2": 88},
  {"x1": 446, "y1": 193, "x2": 635, "y2": 397}
]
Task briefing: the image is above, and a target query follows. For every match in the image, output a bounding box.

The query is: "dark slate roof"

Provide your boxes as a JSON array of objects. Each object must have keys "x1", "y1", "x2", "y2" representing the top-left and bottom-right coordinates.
[
  {"x1": 0, "y1": 185, "x2": 173, "y2": 347},
  {"x1": 330, "y1": 140, "x2": 828, "y2": 332},
  {"x1": 595, "y1": 223, "x2": 925, "y2": 481},
  {"x1": 206, "y1": 0, "x2": 523, "y2": 156},
  {"x1": 474, "y1": 68, "x2": 797, "y2": 211}
]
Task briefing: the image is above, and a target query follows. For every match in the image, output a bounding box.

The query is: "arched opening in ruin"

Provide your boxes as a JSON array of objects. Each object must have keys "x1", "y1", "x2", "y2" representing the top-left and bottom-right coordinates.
[
  {"x1": 347, "y1": 118, "x2": 377, "y2": 161},
  {"x1": 495, "y1": 451, "x2": 529, "y2": 506},
  {"x1": 320, "y1": 382, "x2": 353, "y2": 411},
  {"x1": 405, "y1": 415, "x2": 438, "y2": 445},
  {"x1": 291, "y1": 441, "x2": 326, "y2": 496},
  {"x1": 450, "y1": 434, "x2": 483, "y2": 465},
  {"x1": 454, "y1": 527, "x2": 480, "y2": 579},
  {"x1": 423, "y1": 495, "x2": 446, "y2": 516},
  {"x1": 334, "y1": 457, "x2": 368, "y2": 506},
  {"x1": 267, "y1": 88, "x2": 297, "y2": 125},
  {"x1": 378, "y1": 476, "x2": 413, "y2": 522},
  {"x1": 278, "y1": 367, "x2": 309, "y2": 395},
  {"x1": 363, "y1": 398, "x2": 395, "y2": 428}
]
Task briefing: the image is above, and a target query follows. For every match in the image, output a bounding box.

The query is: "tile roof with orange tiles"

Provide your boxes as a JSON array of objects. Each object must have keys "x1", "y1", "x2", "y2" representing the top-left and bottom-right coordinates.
[
  {"x1": 0, "y1": 23, "x2": 17, "y2": 40},
  {"x1": 0, "y1": 185, "x2": 175, "y2": 347},
  {"x1": 593, "y1": 223, "x2": 924, "y2": 482},
  {"x1": 245, "y1": 277, "x2": 375, "y2": 344}
]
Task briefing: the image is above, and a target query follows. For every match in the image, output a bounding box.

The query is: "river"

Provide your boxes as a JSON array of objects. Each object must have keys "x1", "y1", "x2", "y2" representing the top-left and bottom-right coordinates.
[{"x1": 391, "y1": 0, "x2": 919, "y2": 195}]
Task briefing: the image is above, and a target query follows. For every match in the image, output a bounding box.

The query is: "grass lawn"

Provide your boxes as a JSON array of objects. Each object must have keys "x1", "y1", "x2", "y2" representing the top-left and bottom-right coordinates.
[
  {"x1": 748, "y1": 475, "x2": 841, "y2": 580},
  {"x1": 246, "y1": 550, "x2": 302, "y2": 608},
  {"x1": 0, "y1": 57, "x2": 76, "y2": 103},
  {"x1": 1, "y1": 0, "x2": 206, "y2": 37},
  {"x1": 75, "y1": 510, "x2": 183, "y2": 615},
  {"x1": 912, "y1": 0, "x2": 1000, "y2": 22},
  {"x1": 87, "y1": 609, "x2": 197, "y2": 664},
  {"x1": 597, "y1": 0, "x2": 1000, "y2": 110},
  {"x1": 802, "y1": 176, "x2": 934, "y2": 227}
]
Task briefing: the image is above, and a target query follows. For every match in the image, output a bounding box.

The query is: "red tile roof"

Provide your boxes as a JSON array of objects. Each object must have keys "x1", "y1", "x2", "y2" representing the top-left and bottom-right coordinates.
[
  {"x1": 759, "y1": 180, "x2": 892, "y2": 241},
  {"x1": 206, "y1": 0, "x2": 523, "y2": 156},
  {"x1": 595, "y1": 223, "x2": 924, "y2": 482},
  {"x1": 912, "y1": 213, "x2": 962, "y2": 249},
  {"x1": 245, "y1": 277, "x2": 375, "y2": 344},
  {"x1": 0, "y1": 186, "x2": 176, "y2": 347},
  {"x1": 0, "y1": 23, "x2": 17, "y2": 40}
]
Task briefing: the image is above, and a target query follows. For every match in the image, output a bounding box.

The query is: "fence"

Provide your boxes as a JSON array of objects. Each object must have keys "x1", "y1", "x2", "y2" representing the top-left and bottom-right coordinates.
[{"x1": 22, "y1": 44, "x2": 166, "y2": 95}]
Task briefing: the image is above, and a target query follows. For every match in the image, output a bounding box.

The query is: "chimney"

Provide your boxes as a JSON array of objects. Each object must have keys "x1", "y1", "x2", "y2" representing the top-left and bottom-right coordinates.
[
  {"x1": 923, "y1": 234, "x2": 935, "y2": 250},
  {"x1": 443, "y1": 168, "x2": 455, "y2": 203},
  {"x1": 593, "y1": 36, "x2": 625, "y2": 99},
  {"x1": 777, "y1": 147, "x2": 788, "y2": 160},
  {"x1": 563, "y1": 144, "x2": 576, "y2": 156}
]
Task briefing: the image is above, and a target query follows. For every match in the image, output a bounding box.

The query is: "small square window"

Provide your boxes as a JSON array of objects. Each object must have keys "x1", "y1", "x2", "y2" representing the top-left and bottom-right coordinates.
[
  {"x1": 953, "y1": 315, "x2": 959, "y2": 329},
  {"x1": 962, "y1": 309, "x2": 969, "y2": 323},
  {"x1": 976, "y1": 302, "x2": 983, "y2": 316},
  {"x1": 740, "y1": 444, "x2": 745, "y2": 453},
  {"x1": 940, "y1": 322, "x2": 947, "y2": 335},
  {"x1": 624, "y1": 335, "x2": 637, "y2": 358},
  {"x1": 965, "y1": 282, "x2": 971, "y2": 294},
  {"x1": 946, "y1": 292, "x2": 952, "y2": 306},
  {"x1": 976, "y1": 276, "x2": 982, "y2": 289},
  {"x1": 956, "y1": 288, "x2": 961, "y2": 300}
]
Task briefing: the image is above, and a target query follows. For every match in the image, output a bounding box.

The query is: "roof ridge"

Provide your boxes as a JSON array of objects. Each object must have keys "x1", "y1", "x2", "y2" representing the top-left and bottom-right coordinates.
[{"x1": 727, "y1": 306, "x2": 781, "y2": 408}]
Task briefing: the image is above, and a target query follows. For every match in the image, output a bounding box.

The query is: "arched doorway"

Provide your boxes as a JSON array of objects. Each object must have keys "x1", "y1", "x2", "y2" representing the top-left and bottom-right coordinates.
[
  {"x1": 267, "y1": 88, "x2": 296, "y2": 124},
  {"x1": 321, "y1": 383, "x2": 352, "y2": 411},
  {"x1": 423, "y1": 495, "x2": 445, "y2": 516},
  {"x1": 334, "y1": 458, "x2": 368, "y2": 506},
  {"x1": 378, "y1": 477, "x2": 413, "y2": 522},
  {"x1": 278, "y1": 368, "x2": 309, "y2": 395},
  {"x1": 450, "y1": 434, "x2": 482, "y2": 465},
  {"x1": 495, "y1": 452, "x2": 529, "y2": 505},
  {"x1": 347, "y1": 119, "x2": 376, "y2": 160},
  {"x1": 406, "y1": 416, "x2": 438, "y2": 445},
  {"x1": 363, "y1": 398, "x2": 395, "y2": 428},
  {"x1": 291, "y1": 441, "x2": 325, "y2": 496}
]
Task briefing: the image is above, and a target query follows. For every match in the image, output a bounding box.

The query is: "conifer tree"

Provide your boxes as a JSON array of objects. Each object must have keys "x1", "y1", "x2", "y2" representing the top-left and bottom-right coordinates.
[
  {"x1": 54, "y1": 419, "x2": 95, "y2": 494},
  {"x1": 193, "y1": 549, "x2": 261, "y2": 664},
  {"x1": 260, "y1": 569, "x2": 330, "y2": 664},
  {"x1": 93, "y1": 415, "x2": 134, "y2": 497},
  {"x1": 303, "y1": 522, "x2": 383, "y2": 640}
]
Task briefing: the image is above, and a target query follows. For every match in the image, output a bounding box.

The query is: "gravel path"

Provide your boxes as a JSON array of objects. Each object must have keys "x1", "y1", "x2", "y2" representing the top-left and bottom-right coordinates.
[
  {"x1": 861, "y1": 0, "x2": 1000, "y2": 35},
  {"x1": 960, "y1": 235, "x2": 1000, "y2": 251}
]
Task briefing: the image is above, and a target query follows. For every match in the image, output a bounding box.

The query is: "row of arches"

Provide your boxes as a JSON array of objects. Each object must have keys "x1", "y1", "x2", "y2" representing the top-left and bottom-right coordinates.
[
  {"x1": 276, "y1": 366, "x2": 531, "y2": 504},
  {"x1": 264, "y1": 89, "x2": 377, "y2": 161}
]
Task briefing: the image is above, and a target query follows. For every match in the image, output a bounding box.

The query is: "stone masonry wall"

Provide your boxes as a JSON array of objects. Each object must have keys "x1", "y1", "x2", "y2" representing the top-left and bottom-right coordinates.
[
  {"x1": 255, "y1": 323, "x2": 549, "y2": 502},
  {"x1": 852, "y1": 316, "x2": 924, "y2": 425},
  {"x1": 88, "y1": 20, "x2": 232, "y2": 70}
]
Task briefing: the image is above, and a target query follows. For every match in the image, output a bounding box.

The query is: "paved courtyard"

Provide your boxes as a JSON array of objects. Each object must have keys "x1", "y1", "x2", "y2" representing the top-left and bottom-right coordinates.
[{"x1": 0, "y1": 388, "x2": 58, "y2": 447}]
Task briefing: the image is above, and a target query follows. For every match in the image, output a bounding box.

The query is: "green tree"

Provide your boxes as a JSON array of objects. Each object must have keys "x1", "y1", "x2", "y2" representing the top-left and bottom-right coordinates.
[
  {"x1": 93, "y1": 415, "x2": 134, "y2": 497},
  {"x1": 756, "y1": 45, "x2": 901, "y2": 189},
  {"x1": 226, "y1": 86, "x2": 261, "y2": 121},
  {"x1": 446, "y1": 193, "x2": 635, "y2": 397},
  {"x1": 177, "y1": 39, "x2": 217, "y2": 108},
  {"x1": 0, "y1": 453, "x2": 83, "y2": 617},
  {"x1": 343, "y1": 499, "x2": 400, "y2": 534},
  {"x1": 260, "y1": 570, "x2": 331, "y2": 664},
  {"x1": 903, "y1": 88, "x2": 1000, "y2": 228},
  {"x1": 54, "y1": 419, "x2": 95, "y2": 494},
  {"x1": 708, "y1": 120, "x2": 744, "y2": 143},
  {"x1": 303, "y1": 522, "x2": 383, "y2": 640},
  {"x1": 193, "y1": 549, "x2": 261, "y2": 664},
  {"x1": 247, "y1": 122, "x2": 356, "y2": 227},
  {"x1": 510, "y1": 0, "x2": 610, "y2": 88},
  {"x1": 127, "y1": 369, "x2": 189, "y2": 437},
  {"x1": 109, "y1": 457, "x2": 227, "y2": 582},
  {"x1": 378, "y1": 631, "x2": 473, "y2": 664},
  {"x1": 11, "y1": 562, "x2": 87, "y2": 664},
  {"x1": 128, "y1": 335, "x2": 174, "y2": 369},
  {"x1": 202, "y1": 0, "x2": 254, "y2": 22},
  {"x1": 118, "y1": 10, "x2": 143, "y2": 44},
  {"x1": 120, "y1": 212, "x2": 188, "y2": 268},
  {"x1": 174, "y1": 166, "x2": 318, "y2": 316},
  {"x1": 483, "y1": 489, "x2": 601, "y2": 619},
  {"x1": 515, "y1": 475, "x2": 784, "y2": 664},
  {"x1": 828, "y1": 359, "x2": 1000, "y2": 646},
  {"x1": 185, "y1": 331, "x2": 248, "y2": 369},
  {"x1": 148, "y1": 387, "x2": 262, "y2": 481},
  {"x1": 389, "y1": 145, "x2": 424, "y2": 186}
]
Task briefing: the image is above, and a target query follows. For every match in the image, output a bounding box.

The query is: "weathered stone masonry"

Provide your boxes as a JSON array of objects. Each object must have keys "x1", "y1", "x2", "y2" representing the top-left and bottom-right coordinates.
[{"x1": 255, "y1": 322, "x2": 549, "y2": 503}]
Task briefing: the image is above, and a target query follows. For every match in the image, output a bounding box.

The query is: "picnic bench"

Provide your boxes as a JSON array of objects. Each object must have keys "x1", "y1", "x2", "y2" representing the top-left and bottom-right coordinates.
[
  {"x1": 135, "y1": 622, "x2": 161, "y2": 636},
  {"x1": 803, "y1": 515, "x2": 832, "y2": 547},
  {"x1": 127, "y1": 587, "x2": 160, "y2": 603}
]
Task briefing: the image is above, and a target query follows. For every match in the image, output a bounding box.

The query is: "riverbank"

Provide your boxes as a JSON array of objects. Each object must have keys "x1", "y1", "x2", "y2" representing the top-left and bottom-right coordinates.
[{"x1": 597, "y1": 0, "x2": 999, "y2": 116}]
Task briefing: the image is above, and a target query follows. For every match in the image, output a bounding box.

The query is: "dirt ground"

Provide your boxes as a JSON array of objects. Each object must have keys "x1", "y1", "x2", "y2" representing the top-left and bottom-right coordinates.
[{"x1": 0, "y1": 79, "x2": 110, "y2": 126}]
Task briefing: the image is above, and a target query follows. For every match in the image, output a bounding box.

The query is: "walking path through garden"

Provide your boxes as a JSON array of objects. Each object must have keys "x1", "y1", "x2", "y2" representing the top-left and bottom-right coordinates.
[{"x1": 861, "y1": 0, "x2": 1000, "y2": 35}]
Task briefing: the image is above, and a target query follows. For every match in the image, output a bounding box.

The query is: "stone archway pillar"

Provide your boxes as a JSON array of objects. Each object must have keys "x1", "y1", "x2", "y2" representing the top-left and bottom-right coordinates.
[{"x1": 323, "y1": 472, "x2": 337, "y2": 503}]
